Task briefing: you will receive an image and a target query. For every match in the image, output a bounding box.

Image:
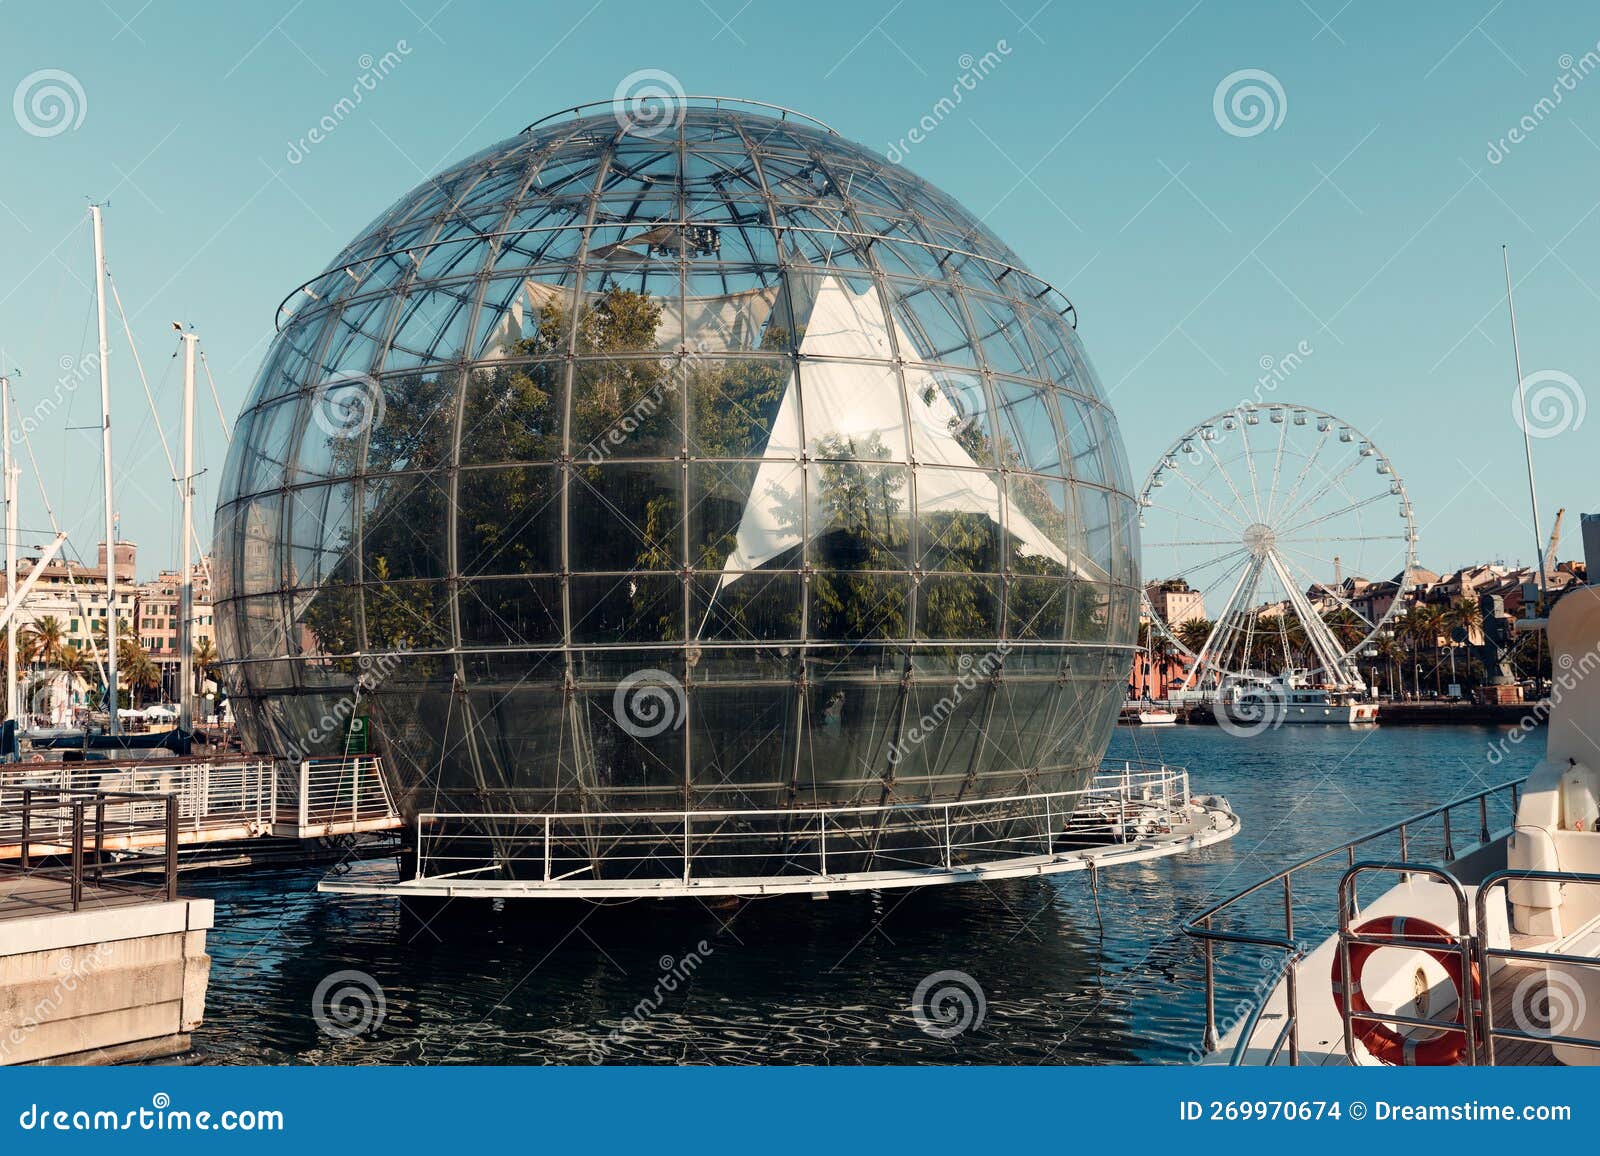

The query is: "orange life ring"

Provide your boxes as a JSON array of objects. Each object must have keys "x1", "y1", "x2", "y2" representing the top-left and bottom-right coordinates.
[{"x1": 1329, "y1": 915, "x2": 1480, "y2": 1065}]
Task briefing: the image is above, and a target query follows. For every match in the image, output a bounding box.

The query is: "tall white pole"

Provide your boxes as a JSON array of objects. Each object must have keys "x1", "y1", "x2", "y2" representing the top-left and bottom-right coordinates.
[
  {"x1": 91, "y1": 204, "x2": 119, "y2": 734},
  {"x1": 178, "y1": 332, "x2": 197, "y2": 733},
  {"x1": 2, "y1": 374, "x2": 15, "y2": 723},
  {"x1": 1504, "y1": 246, "x2": 1548, "y2": 613}
]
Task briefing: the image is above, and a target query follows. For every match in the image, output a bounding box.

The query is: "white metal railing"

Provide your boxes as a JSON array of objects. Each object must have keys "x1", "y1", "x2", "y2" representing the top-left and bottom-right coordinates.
[
  {"x1": 0, "y1": 758, "x2": 277, "y2": 843},
  {"x1": 280, "y1": 756, "x2": 399, "y2": 831},
  {"x1": 0, "y1": 755, "x2": 398, "y2": 849},
  {"x1": 413, "y1": 762, "x2": 1194, "y2": 885}
]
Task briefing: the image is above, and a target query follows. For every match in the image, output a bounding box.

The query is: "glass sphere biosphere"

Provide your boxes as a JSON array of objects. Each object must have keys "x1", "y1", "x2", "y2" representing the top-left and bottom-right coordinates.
[{"x1": 213, "y1": 98, "x2": 1138, "y2": 880}]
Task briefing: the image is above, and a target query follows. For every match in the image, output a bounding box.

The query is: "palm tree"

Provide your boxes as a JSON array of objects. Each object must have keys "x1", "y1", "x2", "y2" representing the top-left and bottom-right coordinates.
[
  {"x1": 57, "y1": 644, "x2": 85, "y2": 676},
  {"x1": 192, "y1": 637, "x2": 218, "y2": 699},
  {"x1": 122, "y1": 646, "x2": 160, "y2": 709},
  {"x1": 1404, "y1": 604, "x2": 1446, "y2": 695},
  {"x1": 19, "y1": 616, "x2": 66, "y2": 670},
  {"x1": 1444, "y1": 597, "x2": 1483, "y2": 692},
  {"x1": 1374, "y1": 634, "x2": 1403, "y2": 699},
  {"x1": 1176, "y1": 617, "x2": 1214, "y2": 654}
]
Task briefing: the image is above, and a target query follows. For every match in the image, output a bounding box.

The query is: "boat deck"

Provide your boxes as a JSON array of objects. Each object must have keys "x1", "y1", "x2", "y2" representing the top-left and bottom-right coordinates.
[{"x1": 1484, "y1": 933, "x2": 1562, "y2": 1066}]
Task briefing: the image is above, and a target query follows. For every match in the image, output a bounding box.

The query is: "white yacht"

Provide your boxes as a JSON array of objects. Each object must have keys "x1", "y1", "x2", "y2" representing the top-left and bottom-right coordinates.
[
  {"x1": 1218, "y1": 673, "x2": 1378, "y2": 726},
  {"x1": 1277, "y1": 678, "x2": 1379, "y2": 724},
  {"x1": 1189, "y1": 577, "x2": 1599, "y2": 1065}
]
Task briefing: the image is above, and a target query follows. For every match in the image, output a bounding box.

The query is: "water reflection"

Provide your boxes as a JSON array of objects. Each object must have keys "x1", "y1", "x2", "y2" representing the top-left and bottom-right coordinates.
[{"x1": 190, "y1": 725, "x2": 1542, "y2": 1065}]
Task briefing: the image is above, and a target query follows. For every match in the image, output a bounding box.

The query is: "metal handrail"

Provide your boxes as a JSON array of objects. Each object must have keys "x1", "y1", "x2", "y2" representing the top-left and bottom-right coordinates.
[
  {"x1": 0, "y1": 787, "x2": 178, "y2": 911},
  {"x1": 1183, "y1": 775, "x2": 1525, "y2": 1064},
  {"x1": 519, "y1": 95, "x2": 842, "y2": 135},
  {"x1": 1475, "y1": 868, "x2": 1600, "y2": 1064},
  {"x1": 413, "y1": 762, "x2": 1202, "y2": 884},
  {"x1": 275, "y1": 221, "x2": 1081, "y2": 332},
  {"x1": 1337, "y1": 862, "x2": 1478, "y2": 1065}
]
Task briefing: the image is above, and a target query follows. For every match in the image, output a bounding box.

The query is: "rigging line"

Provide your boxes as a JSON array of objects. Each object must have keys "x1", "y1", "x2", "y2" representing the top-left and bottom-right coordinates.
[
  {"x1": 1269, "y1": 424, "x2": 1331, "y2": 524},
  {"x1": 10, "y1": 392, "x2": 111, "y2": 689},
  {"x1": 197, "y1": 347, "x2": 234, "y2": 440},
  {"x1": 106, "y1": 283, "x2": 217, "y2": 587},
  {"x1": 105, "y1": 269, "x2": 179, "y2": 479}
]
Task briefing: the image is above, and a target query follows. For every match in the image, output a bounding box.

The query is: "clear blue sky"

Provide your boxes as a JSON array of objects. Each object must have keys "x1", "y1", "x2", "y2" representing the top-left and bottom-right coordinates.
[{"x1": 2, "y1": 0, "x2": 1596, "y2": 580}]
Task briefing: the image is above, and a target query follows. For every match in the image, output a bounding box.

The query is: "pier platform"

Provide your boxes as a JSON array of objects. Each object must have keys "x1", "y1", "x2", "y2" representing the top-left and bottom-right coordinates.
[{"x1": 0, "y1": 791, "x2": 212, "y2": 1066}]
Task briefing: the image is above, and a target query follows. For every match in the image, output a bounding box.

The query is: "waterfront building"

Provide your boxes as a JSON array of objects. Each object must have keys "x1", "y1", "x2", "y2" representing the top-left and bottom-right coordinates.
[{"x1": 4, "y1": 541, "x2": 215, "y2": 704}]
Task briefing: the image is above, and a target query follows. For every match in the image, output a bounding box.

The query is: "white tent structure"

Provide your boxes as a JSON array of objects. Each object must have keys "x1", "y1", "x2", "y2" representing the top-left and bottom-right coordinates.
[{"x1": 716, "y1": 274, "x2": 1073, "y2": 588}]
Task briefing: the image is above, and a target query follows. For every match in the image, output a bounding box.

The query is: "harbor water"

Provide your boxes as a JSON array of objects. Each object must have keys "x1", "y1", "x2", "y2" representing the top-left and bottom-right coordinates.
[{"x1": 187, "y1": 724, "x2": 1540, "y2": 1065}]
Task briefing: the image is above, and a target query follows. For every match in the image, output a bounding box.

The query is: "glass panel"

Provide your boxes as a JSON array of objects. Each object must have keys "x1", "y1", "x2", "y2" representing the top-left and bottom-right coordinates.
[
  {"x1": 284, "y1": 482, "x2": 358, "y2": 588},
  {"x1": 808, "y1": 572, "x2": 909, "y2": 641},
  {"x1": 473, "y1": 274, "x2": 577, "y2": 357},
  {"x1": 567, "y1": 462, "x2": 683, "y2": 571},
  {"x1": 1078, "y1": 484, "x2": 1116, "y2": 577},
  {"x1": 381, "y1": 283, "x2": 476, "y2": 370},
  {"x1": 1008, "y1": 576, "x2": 1069, "y2": 641},
  {"x1": 317, "y1": 296, "x2": 392, "y2": 378},
  {"x1": 800, "y1": 360, "x2": 909, "y2": 464},
  {"x1": 915, "y1": 467, "x2": 1002, "y2": 573},
  {"x1": 360, "y1": 472, "x2": 449, "y2": 580},
  {"x1": 459, "y1": 578, "x2": 562, "y2": 646},
  {"x1": 1006, "y1": 475, "x2": 1077, "y2": 578},
  {"x1": 363, "y1": 579, "x2": 450, "y2": 651},
  {"x1": 237, "y1": 495, "x2": 281, "y2": 595},
  {"x1": 459, "y1": 360, "x2": 563, "y2": 465},
  {"x1": 689, "y1": 460, "x2": 802, "y2": 573},
  {"x1": 905, "y1": 369, "x2": 996, "y2": 469},
  {"x1": 458, "y1": 466, "x2": 561, "y2": 576},
  {"x1": 569, "y1": 574, "x2": 682, "y2": 643},
  {"x1": 569, "y1": 354, "x2": 683, "y2": 462},
  {"x1": 994, "y1": 378, "x2": 1065, "y2": 476},
  {"x1": 293, "y1": 583, "x2": 362, "y2": 658},
  {"x1": 690, "y1": 571, "x2": 802, "y2": 642},
  {"x1": 687, "y1": 357, "x2": 793, "y2": 459},
  {"x1": 239, "y1": 399, "x2": 296, "y2": 495},
  {"x1": 886, "y1": 281, "x2": 979, "y2": 368},
  {"x1": 916, "y1": 575, "x2": 1000, "y2": 639},
  {"x1": 808, "y1": 459, "x2": 909, "y2": 570},
  {"x1": 363, "y1": 370, "x2": 458, "y2": 475},
  {"x1": 965, "y1": 291, "x2": 1041, "y2": 377},
  {"x1": 1060, "y1": 395, "x2": 1107, "y2": 485}
]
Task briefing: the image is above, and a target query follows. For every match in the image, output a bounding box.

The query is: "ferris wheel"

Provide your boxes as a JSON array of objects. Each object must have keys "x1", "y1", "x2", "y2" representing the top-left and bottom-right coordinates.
[{"x1": 1139, "y1": 404, "x2": 1418, "y2": 692}]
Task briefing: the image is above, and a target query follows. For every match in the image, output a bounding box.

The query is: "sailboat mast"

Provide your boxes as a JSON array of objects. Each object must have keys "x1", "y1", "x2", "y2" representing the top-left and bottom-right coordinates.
[
  {"x1": 90, "y1": 204, "x2": 119, "y2": 734},
  {"x1": 2, "y1": 373, "x2": 15, "y2": 723},
  {"x1": 1503, "y1": 246, "x2": 1549, "y2": 612},
  {"x1": 178, "y1": 332, "x2": 196, "y2": 732}
]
